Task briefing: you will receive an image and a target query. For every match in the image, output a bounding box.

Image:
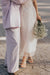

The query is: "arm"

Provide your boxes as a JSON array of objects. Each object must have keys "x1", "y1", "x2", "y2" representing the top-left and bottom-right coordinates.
[
  {"x1": 32, "y1": 0, "x2": 41, "y2": 21},
  {"x1": 11, "y1": 0, "x2": 27, "y2": 5}
]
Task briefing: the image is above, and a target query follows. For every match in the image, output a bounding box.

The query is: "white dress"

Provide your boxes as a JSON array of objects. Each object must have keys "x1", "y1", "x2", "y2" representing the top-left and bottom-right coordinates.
[{"x1": 20, "y1": 0, "x2": 37, "y2": 56}]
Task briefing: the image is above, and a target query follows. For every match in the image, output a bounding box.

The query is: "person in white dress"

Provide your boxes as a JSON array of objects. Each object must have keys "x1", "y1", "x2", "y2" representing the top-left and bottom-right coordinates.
[{"x1": 20, "y1": 0, "x2": 41, "y2": 68}]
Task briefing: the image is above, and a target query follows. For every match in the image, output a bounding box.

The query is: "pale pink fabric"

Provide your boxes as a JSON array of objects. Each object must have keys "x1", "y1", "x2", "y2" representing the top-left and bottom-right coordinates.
[
  {"x1": 5, "y1": 28, "x2": 20, "y2": 73},
  {"x1": 11, "y1": 0, "x2": 28, "y2": 4},
  {"x1": 1, "y1": 0, "x2": 27, "y2": 29}
]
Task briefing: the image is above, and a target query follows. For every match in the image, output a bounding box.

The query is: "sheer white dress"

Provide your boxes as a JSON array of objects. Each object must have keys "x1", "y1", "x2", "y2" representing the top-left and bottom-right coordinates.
[{"x1": 20, "y1": 0, "x2": 37, "y2": 56}]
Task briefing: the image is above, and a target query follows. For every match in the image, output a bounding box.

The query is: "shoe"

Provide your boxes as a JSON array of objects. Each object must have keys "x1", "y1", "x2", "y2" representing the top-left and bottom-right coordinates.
[
  {"x1": 8, "y1": 69, "x2": 21, "y2": 75},
  {"x1": 8, "y1": 73, "x2": 15, "y2": 75},
  {"x1": 27, "y1": 57, "x2": 33, "y2": 64},
  {"x1": 4, "y1": 66, "x2": 7, "y2": 68},
  {"x1": 19, "y1": 56, "x2": 27, "y2": 68},
  {"x1": 8, "y1": 71, "x2": 18, "y2": 75},
  {"x1": 19, "y1": 63, "x2": 26, "y2": 68}
]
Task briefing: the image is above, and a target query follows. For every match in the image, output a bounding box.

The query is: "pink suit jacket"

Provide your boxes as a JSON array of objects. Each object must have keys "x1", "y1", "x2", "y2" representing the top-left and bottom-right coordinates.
[{"x1": 1, "y1": 0, "x2": 27, "y2": 29}]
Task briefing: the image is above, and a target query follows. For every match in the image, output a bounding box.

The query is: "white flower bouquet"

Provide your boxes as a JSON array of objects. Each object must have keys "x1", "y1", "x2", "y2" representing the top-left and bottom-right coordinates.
[{"x1": 32, "y1": 20, "x2": 48, "y2": 39}]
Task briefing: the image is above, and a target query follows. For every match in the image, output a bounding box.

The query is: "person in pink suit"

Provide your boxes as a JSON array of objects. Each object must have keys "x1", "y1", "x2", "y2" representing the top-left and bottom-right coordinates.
[{"x1": 1, "y1": 0, "x2": 27, "y2": 75}]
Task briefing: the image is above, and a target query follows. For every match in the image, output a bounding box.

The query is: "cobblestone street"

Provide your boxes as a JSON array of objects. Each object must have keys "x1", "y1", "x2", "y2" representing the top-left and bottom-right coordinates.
[{"x1": 0, "y1": 0, "x2": 50, "y2": 75}]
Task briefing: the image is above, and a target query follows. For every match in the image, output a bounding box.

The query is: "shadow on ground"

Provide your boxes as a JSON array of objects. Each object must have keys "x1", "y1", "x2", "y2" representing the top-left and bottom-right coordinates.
[{"x1": 0, "y1": 59, "x2": 50, "y2": 75}]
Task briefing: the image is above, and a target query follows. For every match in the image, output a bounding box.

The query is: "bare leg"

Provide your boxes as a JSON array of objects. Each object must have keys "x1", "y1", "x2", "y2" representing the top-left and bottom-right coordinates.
[{"x1": 20, "y1": 52, "x2": 28, "y2": 68}]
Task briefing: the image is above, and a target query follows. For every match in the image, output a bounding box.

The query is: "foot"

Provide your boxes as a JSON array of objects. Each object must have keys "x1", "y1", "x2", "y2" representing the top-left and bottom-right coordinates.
[
  {"x1": 20, "y1": 56, "x2": 27, "y2": 68},
  {"x1": 20, "y1": 63, "x2": 26, "y2": 68},
  {"x1": 8, "y1": 70, "x2": 20, "y2": 75},
  {"x1": 4, "y1": 64, "x2": 7, "y2": 68},
  {"x1": 4, "y1": 65, "x2": 7, "y2": 68},
  {"x1": 8, "y1": 73, "x2": 15, "y2": 75},
  {"x1": 27, "y1": 57, "x2": 33, "y2": 64}
]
